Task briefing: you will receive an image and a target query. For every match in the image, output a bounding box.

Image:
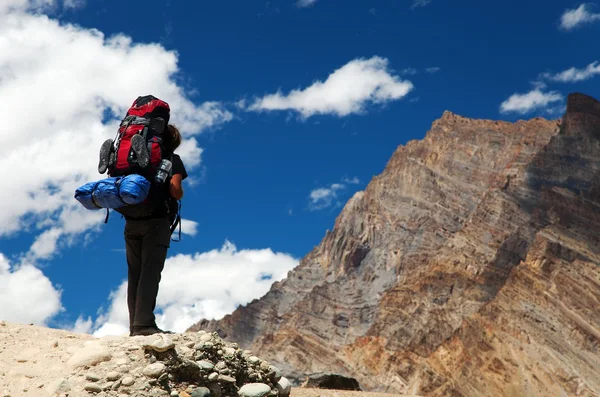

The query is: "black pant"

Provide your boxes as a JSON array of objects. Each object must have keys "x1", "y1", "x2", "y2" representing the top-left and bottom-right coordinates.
[{"x1": 124, "y1": 216, "x2": 171, "y2": 330}]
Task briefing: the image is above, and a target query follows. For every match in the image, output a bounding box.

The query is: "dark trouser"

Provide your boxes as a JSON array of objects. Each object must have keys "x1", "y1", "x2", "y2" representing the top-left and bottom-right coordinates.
[{"x1": 124, "y1": 216, "x2": 171, "y2": 330}]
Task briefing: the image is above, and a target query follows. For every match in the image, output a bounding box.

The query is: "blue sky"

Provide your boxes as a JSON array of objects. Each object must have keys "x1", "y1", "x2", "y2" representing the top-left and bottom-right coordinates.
[{"x1": 0, "y1": 0, "x2": 599, "y2": 335}]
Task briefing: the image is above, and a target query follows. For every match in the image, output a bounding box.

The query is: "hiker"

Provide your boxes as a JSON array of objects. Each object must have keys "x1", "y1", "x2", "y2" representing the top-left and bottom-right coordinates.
[{"x1": 124, "y1": 124, "x2": 188, "y2": 336}]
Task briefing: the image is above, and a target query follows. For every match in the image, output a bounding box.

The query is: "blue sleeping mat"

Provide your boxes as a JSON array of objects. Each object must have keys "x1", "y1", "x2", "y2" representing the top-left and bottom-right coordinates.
[{"x1": 75, "y1": 174, "x2": 151, "y2": 210}]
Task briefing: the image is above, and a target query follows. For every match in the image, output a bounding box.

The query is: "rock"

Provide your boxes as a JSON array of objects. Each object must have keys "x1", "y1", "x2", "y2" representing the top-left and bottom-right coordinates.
[
  {"x1": 143, "y1": 363, "x2": 167, "y2": 378},
  {"x1": 215, "y1": 361, "x2": 227, "y2": 370},
  {"x1": 276, "y1": 377, "x2": 291, "y2": 397},
  {"x1": 7, "y1": 366, "x2": 41, "y2": 378},
  {"x1": 84, "y1": 383, "x2": 103, "y2": 393},
  {"x1": 197, "y1": 360, "x2": 215, "y2": 371},
  {"x1": 203, "y1": 342, "x2": 213, "y2": 349},
  {"x1": 259, "y1": 361, "x2": 270, "y2": 371},
  {"x1": 170, "y1": 391, "x2": 179, "y2": 397},
  {"x1": 67, "y1": 343, "x2": 112, "y2": 369},
  {"x1": 269, "y1": 366, "x2": 282, "y2": 383},
  {"x1": 303, "y1": 373, "x2": 360, "y2": 391},
  {"x1": 197, "y1": 330, "x2": 207, "y2": 335},
  {"x1": 45, "y1": 378, "x2": 70, "y2": 395},
  {"x1": 86, "y1": 373, "x2": 101, "y2": 382},
  {"x1": 208, "y1": 372, "x2": 219, "y2": 382},
  {"x1": 200, "y1": 334, "x2": 212, "y2": 342},
  {"x1": 239, "y1": 383, "x2": 271, "y2": 397},
  {"x1": 112, "y1": 380, "x2": 122, "y2": 391},
  {"x1": 223, "y1": 347, "x2": 236, "y2": 357},
  {"x1": 190, "y1": 387, "x2": 211, "y2": 397},
  {"x1": 121, "y1": 377, "x2": 135, "y2": 387},
  {"x1": 145, "y1": 334, "x2": 175, "y2": 353},
  {"x1": 149, "y1": 356, "x2": 157, "y2": 364},
  {"x1": 248, "y1": 356, "x2": 260, "y2": 365},
  {"x1": 115, "y1": 358, "x2": 129, "y2": 366},
  {"x1": 107, "y1": 371, "x2": 121, "y2": 381},
  {"x1": 218, "y1": 374, "x2": 236, "y2": 383},
  {"x1": 206, "y1": 383, "x2": 222, "y2": 397},
  {"x1": 0, "y1": 321, "x2": 5, "y2": 326},
  {"x1": 104, "y1": 382, "x2": 114, "y2": 390},
  {"x1": 49, "y1": 340, "x2": 59, "y2": 348}
]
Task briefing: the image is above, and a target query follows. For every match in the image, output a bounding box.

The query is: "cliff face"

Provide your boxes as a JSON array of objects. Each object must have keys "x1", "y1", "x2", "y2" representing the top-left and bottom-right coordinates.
[{"x1": 189, "y1": 93, "x2": 600, "y2": 396}]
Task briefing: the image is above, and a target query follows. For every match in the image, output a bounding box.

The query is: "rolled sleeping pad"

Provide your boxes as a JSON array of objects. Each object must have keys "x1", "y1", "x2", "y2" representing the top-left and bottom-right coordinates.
[{"x1": 74, "y1": 174, "x2": 151, "y2": 210}]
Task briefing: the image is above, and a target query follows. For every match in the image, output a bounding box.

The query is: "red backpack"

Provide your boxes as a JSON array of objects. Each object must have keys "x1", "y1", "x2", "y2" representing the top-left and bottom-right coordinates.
[{"x1": 98, "y1": 95, "x2": 181, "y2": 236}]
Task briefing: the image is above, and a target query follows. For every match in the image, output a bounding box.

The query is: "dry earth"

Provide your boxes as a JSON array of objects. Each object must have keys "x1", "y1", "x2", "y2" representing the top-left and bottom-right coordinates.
[{"x1": 0, "y1": 321, "x2": 413, "y2": 397}]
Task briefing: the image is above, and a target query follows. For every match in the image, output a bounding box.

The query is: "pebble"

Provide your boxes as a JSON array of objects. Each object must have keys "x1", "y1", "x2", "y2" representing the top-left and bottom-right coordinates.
[
  {"x1": 86, "y1": 373, "x2": 101, "y2": 382},
  {"x1": 170, "y1": 391, "x2": 179, "y2": 397},
  {"x1": 203, "y1": 342, "x2": 213, "y2": 349},
  {"x1": 143, "y1": 363, "x2": 166, "y2": 378},
  {"x1": 180, "y1": 391, "x2": 191, "y2": 397},
  {"x1": 208, "y1": 372, "x2": 219, "y2": 382},
  {"x1": 118, "y1": 365, "x2": 130, "y2": 373},
  {"x1": 269, "y1": 366, "x2": 282, "y2": 383},
  {"x1": 199, "y1": 334, "x2": 212, "y2": 342},
  {"x1": 218, "y1": 374, "x2": 236, "y2": 383},
  {"x1": 149, "y1": 356, "x2": 157, "y2": 364},
  {"x1": 115, "y1": 358, "x2": 129, "y2": 366},
  {"x1": 121, "y1": 377, "x2": 135, "y2": 386},
  {"x1": 146, "y1": 335, "x2": 175, "y2": 353},
  {"x1": 276, "y1": 377, "x2": 292, "y2": 397},
  {"x1": 107, "y1": 371, "x2": 121, "y2": 381},
  {"x1": 84, "y1": 383, "x2": 103, "y2": 393},
  {"x1": 239, "y1": 383, "x2": 272, "y2": 397},
  {"x1": 186, "y1": 341, "x2": 195, "y2": 348},
  {"x1": 191, "y1": 387, "x2": 211, "y2": 397},
  {"x1": 197, "y1": 330, "x2": 207, "y2": 335},
  {"x1": 45, "y1": 378, "x2": 70, "y2": 395},
  {"x1": 260, "y1": 361, "x2": 270, "y2": 371},
  {"x1": 248, "y1": 356, "x2": 260, "y2": 365},
  {"x1": 223, "y1": 347, "x2": 236, "y2": 357},
  {"x1": 217, "y1": 349, "x2": 223, "y2": 356},
  {"x1": 49, "y1": 340, "x2": 59, "y2": 348},
  {"x1": 104, "y1": 382, "x2": 114, "y2": 390},
  {"x1": 112, "y1": 380, "x2": 122, "y2": 391},
  {"x1": 215, "y1": 361, "x2": 227, "y2": 370},
  {"x1": 197, "y1": 360, "x2": 215, "y2": 371}
]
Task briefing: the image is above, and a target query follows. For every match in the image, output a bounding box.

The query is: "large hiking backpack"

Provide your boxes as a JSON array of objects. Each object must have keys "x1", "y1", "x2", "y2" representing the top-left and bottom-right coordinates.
[{"x1": 97, "y1": 95, "x2": 181, "y2": 237}]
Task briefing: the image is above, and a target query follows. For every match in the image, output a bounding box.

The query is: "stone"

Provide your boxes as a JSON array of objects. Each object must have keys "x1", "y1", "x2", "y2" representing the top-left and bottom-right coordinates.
[
  {"x1": 259, "y1": 361, "x2": 270, "y2": 372},
  {"x1": 248, "y1": 356, "x2": 260, "y2": 365},
  {"x1": 170, "y1": 391, "x2": 179, "y2": 397},
  {"x1": 190, "y1": 387, "x2": 211, "y2": 397},
  {"x1": 197, "y1": 360, "x2": 215, "y2": 371},
  {"x1": 145, "y1": 334, "x2": 175, "y2": 353},
  {"x1": 107, "y1": 371, "x2": 121, "y2": 381},
  {"x1": 115, "y1": 358, "x2": 129, "y2": 366},
  {"x1": 197, "y1": 330, "x2": 207, "y2": 335},
  {"x1": 7, "y1": 366, "x2": 41, "y2": 378},
  {"x1": 206, "y1": 383, "x2": 222, "y2": 397},
  {"x1": 121, "y1": 377, "x2": 135, "y2": 387},
  {"x1": 208, "y1": 372, "x2": 219, "y2": 382},
  {"x1": 203, "y1": 342, "x2": 213, "y2": 349},
  {"x1": 49, "y1": 340, "x2": 59, "y2": 348},
  {"x1": 276, "y1": 378, "x2": 291, "y2": 397},
  {"x1": 104, "y1": 382, "x2": 114, "y2": 390},
  {"x1": 45, "y1": 378, "x2": 70, "y2": 395},
  {"x1": 143, "y1": 363, "x2": 166, "y2": 378},
  {"x1": 304, "y1": 373, "x2": 360, "y2": 391},
  {"x1": 84, "y1": 383, "x2": 103, "y2": 393},
  {"x1": 180, "y1": 391, "x2": 191, "y2": 397},
  {"x1": 199, "y1": 334, "x2": 212, "y2": 342},
  {"x1": 112, "y1": 380, "x2": 122, "y2": 391},
  {"x1": 223, "y1": 347, "x2": 236, "y2": 357},
  {"x1": 67, "y1": 343, "x2": 112, "y2": 369},
  {"x1": 268, "y1": 366, "x2": 282, "y2": 383},
  {"x1": 215, "y1": 361, "x2": 226, "y2": 370},
  {"x1": 239, "y1": 384, "x2": 272, "y2": 397},
  {"x1": 218, "y1": 374, "x2": 236, "y2": 383},
  {"x1": 86, "y1": 373, "x2": 101, "y2": 382},
  {"x1": 0, "y1": 321, "x2": 5, "y2": 326}
]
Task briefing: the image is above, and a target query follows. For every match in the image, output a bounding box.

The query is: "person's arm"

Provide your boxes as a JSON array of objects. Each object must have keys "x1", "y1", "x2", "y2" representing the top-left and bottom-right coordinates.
[{"x1": 169, "y1": 174, "x2": 184, "y2": 200}]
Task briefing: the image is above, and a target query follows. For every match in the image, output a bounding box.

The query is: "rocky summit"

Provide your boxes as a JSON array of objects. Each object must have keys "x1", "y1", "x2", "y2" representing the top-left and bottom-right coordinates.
[
  {"x1": 190, "y1": 93, "x2": 600, "y2": 396},
  {"x1": 0, "y1": 321, "x2": 291, "y2": 397}
]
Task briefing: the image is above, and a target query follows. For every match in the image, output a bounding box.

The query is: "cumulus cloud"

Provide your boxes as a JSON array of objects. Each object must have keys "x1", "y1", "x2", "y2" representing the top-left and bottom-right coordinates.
[
  {"x1": 91, "y1": 241, "x2": 299, "y2": 336},
  {"x1": 0, "y1": 7, "x2": 232, "y2": 262},
  {"x1": 309, "y1": 177, "x2": 361, "y2": 210},
  {"x1": 500, "y1": 89, "x2": 564, "y2": 115},
  {"x1": 541, "y1": 61, "x2": 600, "y2": 83},
  {"x1": 180, "y1": 219, "x2": 199, "y2": 237},
  {"x1": 560, "y1": 4, "x2": 600, "y2": 30},
  {"x1": 0, "y1": 253, "x2": 62, "y2": 324},
  {"x1": 249, "y1": 57, "x2": 413, "y2": 118}
]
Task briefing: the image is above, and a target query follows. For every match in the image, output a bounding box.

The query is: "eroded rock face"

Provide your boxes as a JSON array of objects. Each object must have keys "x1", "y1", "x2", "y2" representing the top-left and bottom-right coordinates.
[{"x1": 190, "y1": 92, "x2": 600, "y2": 396}]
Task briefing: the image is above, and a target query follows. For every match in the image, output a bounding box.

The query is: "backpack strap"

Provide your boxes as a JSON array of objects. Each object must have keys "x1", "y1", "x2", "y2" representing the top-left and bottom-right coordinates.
[
  {"x1": 104, "y1": 208, "x2": 110, "y2": 224},
  {"x1": 170, "y1": 200, "x2": 182, "y2": 242}
]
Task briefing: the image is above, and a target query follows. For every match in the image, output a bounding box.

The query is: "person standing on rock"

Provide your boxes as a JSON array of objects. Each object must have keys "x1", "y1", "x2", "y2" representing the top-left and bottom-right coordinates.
[{"x1": 124, "y1": 124, "x2": 188, "y2": 336}]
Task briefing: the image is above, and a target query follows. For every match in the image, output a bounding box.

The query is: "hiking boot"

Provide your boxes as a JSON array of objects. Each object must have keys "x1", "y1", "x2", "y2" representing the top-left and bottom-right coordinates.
[
  {"x1": 130, "y1": 133, "x2": 150, "y2": 169},
  {"x1": 131, "y1": 326, "x2": 174, "y2": 336},
  {"x1": 98, "y1": 139, "x2": 114, "y2": 174}
]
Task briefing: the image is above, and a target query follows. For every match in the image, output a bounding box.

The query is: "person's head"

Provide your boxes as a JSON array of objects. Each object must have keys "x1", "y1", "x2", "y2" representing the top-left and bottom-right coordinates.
[{"x1": 165, "y1": 124, "x2": 182, "y2": 152}]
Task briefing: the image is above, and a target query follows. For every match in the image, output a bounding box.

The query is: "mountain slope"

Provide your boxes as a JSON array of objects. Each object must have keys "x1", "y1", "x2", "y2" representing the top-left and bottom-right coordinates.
[{"x1": 189, "y1": 93, "x2": 600, "y2": 396}]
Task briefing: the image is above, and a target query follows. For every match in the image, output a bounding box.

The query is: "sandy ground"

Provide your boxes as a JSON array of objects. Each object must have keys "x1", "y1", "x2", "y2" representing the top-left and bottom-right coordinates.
[{"x1": 0, "y1": 321, "x2": 415, "y2": 397}]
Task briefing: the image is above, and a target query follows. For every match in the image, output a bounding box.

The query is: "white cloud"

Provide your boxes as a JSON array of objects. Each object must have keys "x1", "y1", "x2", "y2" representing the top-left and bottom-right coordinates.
[
  {"x1": 0, "y1": 253, "x2": 62, "y2": 324},
  {"x1": 426, "y1": 67, "x2": 441, "y2": 73},
  {"x1": 500, "y1": 89, "x2": 564, "y2": 115},
  {"x1": 91, "y1": 241, "x2": 298, "y2": 336},
  {"x1": 180, "y1": 219, "x2": 199, "y2": 237},
  {"x1": 296, "y1": 0, "x2": 318, "y2": 8},
  {"x1": 560, "y1": 4, "x2": 600, "y2": 30},
  {"x1": 411, "y1": 0, "x2": 431, "y2": 9},
  {"x1": 0, "y1": 7, "x2": 232, "y2": 263},
  {"x1": 542, "y1": 61, "x2": 600, "y2": 83},
  {"x1": 63, "y1": 0, "x2": 84, "y2": 9},
  {"x1": 309, "y1": 177, "x2": 361, "y2": 210},
  {"x1": 249, "y1": 56, "x2": 413, "y2": 118}
]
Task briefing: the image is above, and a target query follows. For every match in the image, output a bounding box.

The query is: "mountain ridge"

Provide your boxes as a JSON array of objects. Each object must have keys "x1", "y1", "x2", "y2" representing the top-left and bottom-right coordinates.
[{"x1": 189, "y1": 92, "x2": 600, "y2": 396}]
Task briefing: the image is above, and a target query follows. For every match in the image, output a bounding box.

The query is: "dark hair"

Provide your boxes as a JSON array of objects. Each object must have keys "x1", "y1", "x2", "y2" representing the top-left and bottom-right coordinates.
[{"x1": 166, "y1": 124, "x2": 182, "y2": 152}]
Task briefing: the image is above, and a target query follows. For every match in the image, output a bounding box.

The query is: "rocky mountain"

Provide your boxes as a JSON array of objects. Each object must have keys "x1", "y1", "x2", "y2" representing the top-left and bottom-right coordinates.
[{"x1": 189, "y1": 93, "x2": 600, "y2": 396}]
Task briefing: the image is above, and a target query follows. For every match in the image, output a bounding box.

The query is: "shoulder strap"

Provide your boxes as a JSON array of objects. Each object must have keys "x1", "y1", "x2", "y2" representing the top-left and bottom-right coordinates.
[{"x1": 170, "y1": 200, "x2": 182, "y2": 242}]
